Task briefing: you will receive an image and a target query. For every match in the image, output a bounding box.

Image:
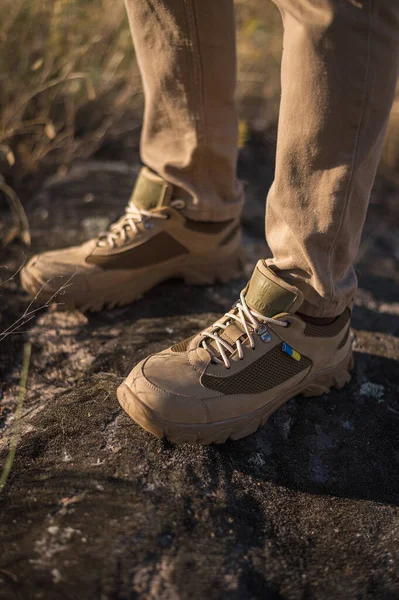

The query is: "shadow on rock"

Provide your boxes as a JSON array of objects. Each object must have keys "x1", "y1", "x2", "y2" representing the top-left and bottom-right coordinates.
[
  {"x1": 212, "y1": 350, "x2": 399, "y2": 507},
  {"x1": 1, "y1": 347, "x2": 399, "y2": 598}
]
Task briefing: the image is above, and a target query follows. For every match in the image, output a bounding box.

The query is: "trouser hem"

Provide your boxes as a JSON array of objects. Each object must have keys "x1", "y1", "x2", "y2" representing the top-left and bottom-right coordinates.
[
  {"x1": 297, "y1": 298, "x2": 354, "y2": 319},
  {"x1": 181, "y1": 201, "x2": 244, "y2": 222}
]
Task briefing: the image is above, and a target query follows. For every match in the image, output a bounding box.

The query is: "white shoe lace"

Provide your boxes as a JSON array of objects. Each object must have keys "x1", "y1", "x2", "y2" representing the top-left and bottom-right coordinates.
[
  {"x1": 97, "y1": 201, "x2": 169, "y2": 248},
  {"x1": 200, "y1": 290, "x2": 288, "y2": 369}
]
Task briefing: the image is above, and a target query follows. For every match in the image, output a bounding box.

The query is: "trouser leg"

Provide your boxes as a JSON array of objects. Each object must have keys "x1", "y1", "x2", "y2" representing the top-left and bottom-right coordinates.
[
  {"x1": 267, "y1": 0, "x2": 399, "y2": 316},
  {"x1": 124, "y1": 0, "x2": 244, "y2": 221}
]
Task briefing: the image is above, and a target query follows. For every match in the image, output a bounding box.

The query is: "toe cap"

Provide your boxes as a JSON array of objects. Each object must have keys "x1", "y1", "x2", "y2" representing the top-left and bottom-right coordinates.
[
  {"x1": 20, "y1": 242, "x2": 98, "y2": 297},
  {"x1": 122, "y1": 356, "x2": 211, "y2": 424},
  {"x1": 24, "y1": 240, "x2": 96, "y2": 280},
  {"x1": 141, "y1": 351, "x2": 215, "y2": 399}
]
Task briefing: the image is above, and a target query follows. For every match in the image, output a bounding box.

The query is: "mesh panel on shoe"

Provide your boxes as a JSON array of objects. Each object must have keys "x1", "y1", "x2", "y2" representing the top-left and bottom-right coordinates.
[
  {"x1": 202, "y1": 344, "x2": 312, "y2": 394},
  {"x1": 87, "y1": 232, "x2": 188, "y2": 269},
  {"x1": 304, "y1": 308, "x2": 350, "y2": 337},
  {"x1": 171, "y1": 335, "x2": 196, "y2": 353}
]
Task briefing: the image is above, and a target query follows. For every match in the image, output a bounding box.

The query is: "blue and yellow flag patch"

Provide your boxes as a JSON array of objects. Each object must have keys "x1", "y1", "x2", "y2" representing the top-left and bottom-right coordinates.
[{"x1": 282, "y1": 342, "x2": 301, "y2": 361}]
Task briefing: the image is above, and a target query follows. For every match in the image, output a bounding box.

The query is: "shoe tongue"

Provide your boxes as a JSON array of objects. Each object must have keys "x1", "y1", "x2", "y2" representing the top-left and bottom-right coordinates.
[
  {"x1": 244, "y1": 260, "x2": 304, "y2": 317},
  {"x1": 206, "y1": 261, "x2": 304, "y2": 360},
  {"x1": 130, "y1": 167, "x2": 174, "y2": 211}
]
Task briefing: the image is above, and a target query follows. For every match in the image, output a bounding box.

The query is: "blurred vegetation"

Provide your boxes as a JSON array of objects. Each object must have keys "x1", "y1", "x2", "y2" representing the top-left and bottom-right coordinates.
[
  {"x1": 0, "y1": 0, "x2": 140, "y2": 192},
  {"x1": 0, "y1": 0, "x2": 398, "y2": 197}
]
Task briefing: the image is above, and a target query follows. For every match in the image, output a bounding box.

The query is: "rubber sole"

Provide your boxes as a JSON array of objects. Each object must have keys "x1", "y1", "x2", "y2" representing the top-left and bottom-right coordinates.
[
  {"x1": 117, "y1": 349, "x2": 354, "y2": 445},
  {"x1": 20, "y1": 246, "x2": 246, "y2": 312}
]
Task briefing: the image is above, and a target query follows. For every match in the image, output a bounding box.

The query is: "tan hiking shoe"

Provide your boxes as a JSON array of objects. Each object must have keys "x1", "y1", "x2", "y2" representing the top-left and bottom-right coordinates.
[
  {"x1": 20, "y1": 167, "x2": 244, "y2": 311},
  {"x1": 117, "y1": 259, "x2": 353, "y2": 444}
]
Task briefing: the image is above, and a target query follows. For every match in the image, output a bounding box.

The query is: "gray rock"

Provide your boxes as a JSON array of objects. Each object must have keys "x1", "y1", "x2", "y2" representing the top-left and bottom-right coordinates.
[{"x1": 0, "y1": 156, "x2": 399, "y2": 600}]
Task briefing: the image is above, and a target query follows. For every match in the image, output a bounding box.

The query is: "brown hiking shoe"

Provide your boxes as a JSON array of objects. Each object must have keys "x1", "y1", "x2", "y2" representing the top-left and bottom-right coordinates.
[
  {"x1": 20, "y1": 167, "x2": 244, "y2": 311},
  {"x1": 118, "y1": 259, "x2": 353, "y2": 444}
]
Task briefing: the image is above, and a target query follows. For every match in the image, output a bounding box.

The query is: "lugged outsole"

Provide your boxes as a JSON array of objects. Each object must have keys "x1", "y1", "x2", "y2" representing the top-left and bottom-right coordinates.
[
  {"x1": 117, "y1": 349, "x2": 354, "y2": 445},
  {"x1": 20, "y1": 247, "x2": 246, "y2": 313}
]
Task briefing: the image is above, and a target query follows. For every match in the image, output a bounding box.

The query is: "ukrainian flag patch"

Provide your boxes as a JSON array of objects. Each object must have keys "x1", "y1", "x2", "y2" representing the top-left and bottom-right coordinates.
[{"x1": 282, "y1": 342, "x2": 301, "y2": 361}]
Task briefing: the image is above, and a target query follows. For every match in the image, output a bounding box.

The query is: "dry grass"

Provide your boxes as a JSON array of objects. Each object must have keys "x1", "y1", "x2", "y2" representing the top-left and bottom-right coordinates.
[
  {"x1": 0, "y1": 0, "x2": 141, "y2": 189},
  {"x1": 0, "y1": 0, "x2": 284, "y2": 193},
  {"x1": 0, "y1": 0, "x2": 397, "y2": 197},
  {"x1": 0, "y1": 342, "x2": 31, "y2": 492}
]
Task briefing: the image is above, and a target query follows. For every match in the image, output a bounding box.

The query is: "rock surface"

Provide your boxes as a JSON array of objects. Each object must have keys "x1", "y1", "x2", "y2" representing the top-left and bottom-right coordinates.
[{"x1": 1, "y1": 152, "x2": 399, "y2": 599}]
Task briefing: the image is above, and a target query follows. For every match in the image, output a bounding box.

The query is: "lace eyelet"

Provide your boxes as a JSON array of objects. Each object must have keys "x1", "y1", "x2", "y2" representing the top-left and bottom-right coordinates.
[
  {"x1": 170, "y1": 199, "x2": 186, "y2": 209},
  {"x1": 285, "y1": 320, "x2": 291, "y2": 328}
]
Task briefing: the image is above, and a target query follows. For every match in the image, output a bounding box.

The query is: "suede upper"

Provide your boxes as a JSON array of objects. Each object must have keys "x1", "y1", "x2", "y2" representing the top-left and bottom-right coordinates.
[{"x1": 122, "y1": 261, "x2": 352, "y2": 425}]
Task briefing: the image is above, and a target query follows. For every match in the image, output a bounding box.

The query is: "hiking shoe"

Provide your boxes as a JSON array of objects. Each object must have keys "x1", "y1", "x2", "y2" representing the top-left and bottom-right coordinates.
[
  {"x1": 20, "y1": 167, "x2": 244, "y2": 311},
  {"x1": 117, "y1": 259, "x2": 353, "y2": 444}
]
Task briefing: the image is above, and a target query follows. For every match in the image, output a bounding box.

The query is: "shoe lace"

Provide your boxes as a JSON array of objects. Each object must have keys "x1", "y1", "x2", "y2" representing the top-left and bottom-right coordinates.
[
  {"x1": 97, "y1": 201, "x2": 169, "y2": 248},
  {"x1": 200, "y1": 290, "x2": 288, "y2": 369}
]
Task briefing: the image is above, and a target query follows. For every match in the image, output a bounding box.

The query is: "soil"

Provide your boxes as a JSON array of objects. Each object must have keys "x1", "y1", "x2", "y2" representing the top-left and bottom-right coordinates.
[{"x1": 0, "y1": 146, "x2": 399, "y2": 600}]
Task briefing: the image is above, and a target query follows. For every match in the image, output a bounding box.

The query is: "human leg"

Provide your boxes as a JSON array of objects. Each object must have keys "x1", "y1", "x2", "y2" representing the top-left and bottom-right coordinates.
[
  {"x1": 266, "y1": 0, "x2": 399, "y2": 317},
  {"x1": 21, "y1": 0, "x2": 244, "y2": 309},
  {"x1": 118, "y1": 0, "x2": 399, "y2": 442}
]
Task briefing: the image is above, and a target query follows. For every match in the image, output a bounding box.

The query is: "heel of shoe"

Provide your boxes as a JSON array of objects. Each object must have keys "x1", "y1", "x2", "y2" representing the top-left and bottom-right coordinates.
[
  {"x1": 181, "y1": 246, "x2": 246, "y2": 285},
  {"x1": 302, "y1": 351, "x2": 354, "y2": 397}
]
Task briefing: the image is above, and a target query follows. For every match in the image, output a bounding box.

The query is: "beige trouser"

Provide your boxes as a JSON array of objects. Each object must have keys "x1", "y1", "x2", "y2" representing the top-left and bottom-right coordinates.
[{"x1": 124, "y1": 0, "x2": 399, "y2": 317}]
